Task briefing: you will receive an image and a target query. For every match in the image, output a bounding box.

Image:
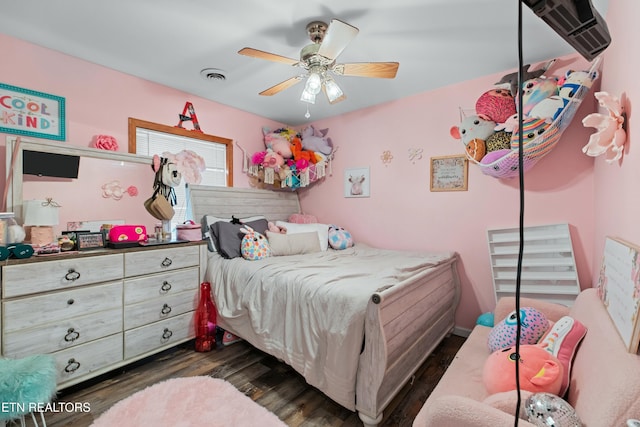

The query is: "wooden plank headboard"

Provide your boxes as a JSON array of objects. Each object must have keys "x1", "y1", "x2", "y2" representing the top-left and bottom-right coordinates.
[{"x1": 189, "y1": 185, "x2": 300, "y2": 222}]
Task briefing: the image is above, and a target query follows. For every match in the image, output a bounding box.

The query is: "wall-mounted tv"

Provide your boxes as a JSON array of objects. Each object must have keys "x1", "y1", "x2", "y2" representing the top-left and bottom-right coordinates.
[{"x1": 23, "y1": 150, "x2": 80, "y2": 179}]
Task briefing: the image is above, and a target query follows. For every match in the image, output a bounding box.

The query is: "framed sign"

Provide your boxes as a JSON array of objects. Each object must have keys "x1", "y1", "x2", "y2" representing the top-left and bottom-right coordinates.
[
  {"x1": 0, "y1": 82, "x2": 66, "y2": 141},
  {"x1": 344, "y1": 167, "x2": 370, "y2": 198},
  {"x1": 596, "y1": 237, "x2": 640, "y2": 353},
  {"x1": 76, "y1": 232, "x2": 105, "y2": 251},
  {"x1": 430, "y1": 155, "x2": 468, "y2": 192}
]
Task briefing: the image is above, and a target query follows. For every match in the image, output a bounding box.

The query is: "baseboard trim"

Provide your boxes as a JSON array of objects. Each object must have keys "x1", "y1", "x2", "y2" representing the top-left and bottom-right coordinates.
[{"x1": 452, "y1": 326, "x2": 472, "y2": 338}]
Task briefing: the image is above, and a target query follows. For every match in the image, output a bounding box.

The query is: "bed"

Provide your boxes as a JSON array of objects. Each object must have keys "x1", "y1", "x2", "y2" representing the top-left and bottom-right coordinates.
[{"x1": 189, "y1": 185, "x2": 461, "y2": 426}]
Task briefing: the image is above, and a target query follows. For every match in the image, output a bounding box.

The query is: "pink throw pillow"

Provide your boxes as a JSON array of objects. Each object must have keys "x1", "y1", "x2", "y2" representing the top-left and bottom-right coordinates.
[
  {"x1": 537, "y1": 316, "x2": 587, "y2": 397},
  {"x1": 288, "y1": 213, "x2": 317, "y2": 224}
]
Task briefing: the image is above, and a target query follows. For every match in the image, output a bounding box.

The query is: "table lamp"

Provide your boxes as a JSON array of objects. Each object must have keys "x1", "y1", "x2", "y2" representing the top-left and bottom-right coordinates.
[{"x1": 23, "y1": 199, "x2": 60, "y2": 246}]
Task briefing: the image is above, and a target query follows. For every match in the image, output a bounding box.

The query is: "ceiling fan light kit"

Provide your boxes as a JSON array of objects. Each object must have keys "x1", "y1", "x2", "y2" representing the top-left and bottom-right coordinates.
[{"x1": 238, "y1": 18, "x2": 399, "y2": 106}]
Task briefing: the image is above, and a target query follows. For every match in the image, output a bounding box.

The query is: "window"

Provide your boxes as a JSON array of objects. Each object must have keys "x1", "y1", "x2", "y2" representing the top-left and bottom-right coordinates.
[{"x1": 128, "y1": 118, "x2": 233, "y2": 228}]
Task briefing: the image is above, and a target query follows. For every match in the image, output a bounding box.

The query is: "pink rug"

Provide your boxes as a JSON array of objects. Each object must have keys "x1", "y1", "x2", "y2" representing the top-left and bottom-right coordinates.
[{"x1": 91, "y1": 376, "x2": 287, "y2": 427}]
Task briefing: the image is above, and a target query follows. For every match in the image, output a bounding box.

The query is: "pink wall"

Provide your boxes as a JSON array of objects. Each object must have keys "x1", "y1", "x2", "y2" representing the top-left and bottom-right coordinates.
[
  {"x1": 300, "y1": 55, "x2": 598, "y2": 330},
  {"x1": 2, "y1": 25, "x2": 619, "y2": 331},
  {"x1": 592, "y1": 0, "x2": 640, "y2": 278},
  {"x1": 0, "y1": 34, "x2": 279, "y2": 234}
]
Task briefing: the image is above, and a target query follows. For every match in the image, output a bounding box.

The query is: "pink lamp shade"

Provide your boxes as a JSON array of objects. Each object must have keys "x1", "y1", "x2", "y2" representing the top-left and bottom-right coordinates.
[{"x1": 23, "y1": 199, "x2": 60, "y2": 246}]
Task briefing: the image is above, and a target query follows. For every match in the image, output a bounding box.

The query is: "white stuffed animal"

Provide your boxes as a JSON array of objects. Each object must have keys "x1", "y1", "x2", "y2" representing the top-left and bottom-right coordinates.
[{"x1": 582, "y1": 91, "x2": 627, "y2": 164}]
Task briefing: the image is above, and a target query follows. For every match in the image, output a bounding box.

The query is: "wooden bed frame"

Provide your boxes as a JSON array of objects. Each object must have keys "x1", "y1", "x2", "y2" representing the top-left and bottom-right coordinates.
[{"x1": 189, "y1": 185, "x2": 461, "y2": 426}]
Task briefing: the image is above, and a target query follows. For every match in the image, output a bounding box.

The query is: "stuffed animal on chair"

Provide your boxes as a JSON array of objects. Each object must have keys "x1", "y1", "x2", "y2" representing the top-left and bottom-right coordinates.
[
  {"x1": 488, "y1": 307, "x2": 549, "y2": 352},
  {"x1": 482, "y1": 344, "x2": 564, "y2": 396}
]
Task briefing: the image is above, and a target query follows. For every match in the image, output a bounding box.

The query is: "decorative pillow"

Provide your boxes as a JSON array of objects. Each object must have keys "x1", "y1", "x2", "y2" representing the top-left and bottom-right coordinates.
[
  {"x1": 209, "y1": 219, "x2": 269, "y2": 259},
  {"x1": 275, "y1": 221, "x2": 329, "y2": 251},
  {"x1": 201, "y1": 215, "x2": 266, "y2": 251},
  {"x1": 288, "y1": 213, "x2": 318, "y2": 224},
  {"x1": 328, "y1": 225, "x2": 354, "y2": 250},
  {"x1": 488, "y1": 307, "x2": 549, "y2": 352},
  {"x1": 266, "y1": 231, "x2": 321, "y2": 256},
  {"x1": 537, "y1": 316, "x2": 587, "y2": 397}
]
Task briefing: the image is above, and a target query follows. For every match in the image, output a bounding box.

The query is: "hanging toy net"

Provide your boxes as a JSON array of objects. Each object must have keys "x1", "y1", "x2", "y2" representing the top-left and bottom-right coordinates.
[{"x1": 461, "y1": 59, "x2": 600, "y2": 179}]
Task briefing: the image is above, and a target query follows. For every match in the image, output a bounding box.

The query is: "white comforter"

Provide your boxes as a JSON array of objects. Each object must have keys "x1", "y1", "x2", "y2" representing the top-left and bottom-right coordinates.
[{"x1": 205, "y1": 244, "x2": 454, "y2": 410}]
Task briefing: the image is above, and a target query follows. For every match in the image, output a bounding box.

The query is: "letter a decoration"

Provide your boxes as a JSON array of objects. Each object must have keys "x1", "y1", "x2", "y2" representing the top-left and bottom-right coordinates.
[{"x1": 176, "y1": 102, "x2": 202, "y2": 132}]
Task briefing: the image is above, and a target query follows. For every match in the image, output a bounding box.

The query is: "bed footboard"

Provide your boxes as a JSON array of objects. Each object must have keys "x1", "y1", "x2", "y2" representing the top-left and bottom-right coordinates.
[{"x1": 355, "y1": 254, "x2": 461, "y2": 426}]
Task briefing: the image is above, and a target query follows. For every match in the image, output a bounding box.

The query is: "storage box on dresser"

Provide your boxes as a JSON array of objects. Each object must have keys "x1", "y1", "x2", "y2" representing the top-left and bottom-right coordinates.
[{"x1": 0, "y1": 241, "x2": 205, "y2": 389}]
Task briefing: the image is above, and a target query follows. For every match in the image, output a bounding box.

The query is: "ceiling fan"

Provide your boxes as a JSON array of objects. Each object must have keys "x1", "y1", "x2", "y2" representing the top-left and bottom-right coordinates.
[{"x1": 238, "y1": 19, "x2": 399, "y2": 105}]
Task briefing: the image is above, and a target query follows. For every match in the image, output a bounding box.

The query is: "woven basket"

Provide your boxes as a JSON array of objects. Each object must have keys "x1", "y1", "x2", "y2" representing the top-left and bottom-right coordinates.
[{"x1": 464, "y1": 59, "x2": 600, "y2": 179}]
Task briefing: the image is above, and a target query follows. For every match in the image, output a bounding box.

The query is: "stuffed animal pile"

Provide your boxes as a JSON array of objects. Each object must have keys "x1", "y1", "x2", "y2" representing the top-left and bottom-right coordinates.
[
  {"x1": 451, "y1": 61, "x2": 599, "y2": 178},
  {"x1": 248, "y1": 125, "x2": 334, "y2": 189}
]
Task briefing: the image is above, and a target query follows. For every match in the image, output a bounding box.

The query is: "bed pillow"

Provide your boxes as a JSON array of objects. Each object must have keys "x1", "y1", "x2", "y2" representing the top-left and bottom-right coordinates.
[
  {"x1": 201, "y1": 214, "x2": 266, "y2": 251},
  {"x1": 210, "y1": 218, "x2": 269, "y2": 259},
  {"x1": 275, "y1": 221, "x2": 329, "y2": 251},
  {"x1": 266, "y1": 231, "x2": 321, "y2": 256}
]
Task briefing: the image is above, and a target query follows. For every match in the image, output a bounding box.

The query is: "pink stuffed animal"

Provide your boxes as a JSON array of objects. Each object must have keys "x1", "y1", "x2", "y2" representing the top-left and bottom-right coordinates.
[
  {"x1": 582, "y1": 91, "x2": 627, "y2": 164},
  {"x1": 263, "y1": 127, "x2": 294, "y2": 159},
  {"x1": 483, "y1": 344, "x2": 563, "y2": 396}
]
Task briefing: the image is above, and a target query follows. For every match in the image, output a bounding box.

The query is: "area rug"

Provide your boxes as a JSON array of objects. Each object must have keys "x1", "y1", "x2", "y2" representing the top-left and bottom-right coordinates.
[{"x1": 90, "y1": 376, "x2": 287, "y2": 427}]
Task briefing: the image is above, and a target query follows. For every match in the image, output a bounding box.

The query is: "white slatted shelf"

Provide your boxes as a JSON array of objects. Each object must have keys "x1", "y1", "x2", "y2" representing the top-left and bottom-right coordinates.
[{"x1": 487, "y1": 223, "x2": 581, "y2": 306}]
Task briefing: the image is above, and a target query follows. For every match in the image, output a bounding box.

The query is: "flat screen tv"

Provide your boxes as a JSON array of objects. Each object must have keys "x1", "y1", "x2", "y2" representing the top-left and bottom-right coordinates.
[{"x1": 23, "y1": 150, "x2": 80, "y2": 179}]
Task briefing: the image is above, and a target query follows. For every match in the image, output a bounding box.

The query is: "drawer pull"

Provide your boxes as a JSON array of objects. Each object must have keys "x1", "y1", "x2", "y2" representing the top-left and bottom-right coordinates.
[
  {"x1": 160, "y1": 281, "x2": 172, "y2": 293},
  {"x1": 161, "y1": 257, "x2": 173, "y2": 267},
  {"x1": 65, "y1": 269, "x2": 81, "y2": 281},
  {"x1": 162, "y1": 328, "x2": 173, "y2": 340},
  {"x1": 64, "y1": 328, "x2": 80, "y2": 342},
  {"x1": 64, "y1": 358, "x2": 81, "y2": 373},
  {"x1": 161, "y1": 303, "x2": 172, "y2": 315},
  {"x1": 67, "y1": 299, "x2": 75, "y2": 305}
]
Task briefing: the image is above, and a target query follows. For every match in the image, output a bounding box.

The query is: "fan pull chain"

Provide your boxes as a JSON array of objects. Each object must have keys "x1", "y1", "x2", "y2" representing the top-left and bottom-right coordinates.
[{"x1": 305, "y1": 105, "x2": 311, "y2": 119}]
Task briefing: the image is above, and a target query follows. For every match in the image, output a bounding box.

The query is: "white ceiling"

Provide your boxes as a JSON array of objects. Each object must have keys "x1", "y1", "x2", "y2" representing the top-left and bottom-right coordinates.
[{"x1": 0, "y1": 0, "x2": 609, "y2": 126}]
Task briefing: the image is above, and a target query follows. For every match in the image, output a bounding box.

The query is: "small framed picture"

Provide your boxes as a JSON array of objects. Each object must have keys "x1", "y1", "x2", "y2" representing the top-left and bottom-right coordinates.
[
  {"x1": 430, "y1": 155, "x2": 469, "y2": 192},
  {"x1": 344, "y1": 167, "x2": 370, "y2": 198},
  {"x1": 76, "y1": 232, "x2": 106, "y2": 250}
]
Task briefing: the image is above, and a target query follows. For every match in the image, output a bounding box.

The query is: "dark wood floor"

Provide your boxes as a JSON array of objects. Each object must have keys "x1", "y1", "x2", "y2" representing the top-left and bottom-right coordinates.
[{"x1": 36, "y1": 334, "x2": 465, "y2": 427}]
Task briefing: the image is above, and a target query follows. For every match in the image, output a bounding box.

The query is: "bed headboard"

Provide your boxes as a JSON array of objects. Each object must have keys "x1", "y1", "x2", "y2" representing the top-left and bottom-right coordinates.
[{"x1": 189, "y1": 185, "x2": 300, "y2": 223}]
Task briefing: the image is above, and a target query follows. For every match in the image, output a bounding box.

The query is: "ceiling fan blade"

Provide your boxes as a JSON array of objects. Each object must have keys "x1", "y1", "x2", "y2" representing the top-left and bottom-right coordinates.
[
  {"x1": 334, "y1": 62, "x2": 399, "y2": 79},
  {"x1": 317, "y1": 19, "x2": 359, "y2": 61},
  {"x1": 238, "y1": 47, "x2": 299, "y2": 66},
  {"x1": 259, "y1": 76, "x2": 303, "y2": 96}
]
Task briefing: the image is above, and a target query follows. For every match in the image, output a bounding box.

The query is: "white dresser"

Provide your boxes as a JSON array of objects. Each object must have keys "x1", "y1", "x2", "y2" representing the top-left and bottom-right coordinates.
[{"x1": 0, "y1": 241, "x2": 206, "y2": 389}]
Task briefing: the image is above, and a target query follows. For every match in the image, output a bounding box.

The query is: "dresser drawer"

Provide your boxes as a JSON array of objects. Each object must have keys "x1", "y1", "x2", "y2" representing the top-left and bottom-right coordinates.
[
  {"x1": 3, "y1": 281, "x2": 122, "y2": 333},
  {"x1": 124, "y1": 311, "x2": 194, "y2": 359},
  {"x1": 125, "y1": 245, "x2": 199, "y2": 277},
  {"x1": 2, "y1": 253, "x2": 123, "y2": 298},
  {"x1": 124, "y1": 267, "x2": 198, "y2": 304},
  {"x1": 124, "y1": 289, "x2": 197, "y2": 329},
  {"x1": 2, "y1": 307, "x2": 122, "y2": 358},
  {"x1": 55, "y1": 333, "x2": 123, "y2": 386}
]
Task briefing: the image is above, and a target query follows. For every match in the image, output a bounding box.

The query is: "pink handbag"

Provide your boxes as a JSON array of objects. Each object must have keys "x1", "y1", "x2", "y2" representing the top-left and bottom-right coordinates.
[{"x1": 176, "y1": 221, "x2": 202, "y2": 241}]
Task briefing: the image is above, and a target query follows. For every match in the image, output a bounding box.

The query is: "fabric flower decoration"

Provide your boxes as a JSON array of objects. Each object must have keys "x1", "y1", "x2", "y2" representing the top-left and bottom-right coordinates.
[
  {"x1": 126, "y1": 186, "x2": 138, "y2": 197},
  {"x1": 94, "y1": 135, "x2": 119, "y2": 151},
  {"x1": 162, "y1": 149, "x2": 206, "y2": 184}
]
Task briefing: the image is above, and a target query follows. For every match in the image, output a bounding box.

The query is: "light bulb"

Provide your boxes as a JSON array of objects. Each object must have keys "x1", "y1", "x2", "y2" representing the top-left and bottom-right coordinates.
[
  {"x1": 305, "y1": 73, "x2": 322, "y2": 95},
  {"x1": 300, "y1": 88, "x2": 316, "y2": 104},
  {"x1": 324, "y1": 77, "x2": 343, "y2": 103}
]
